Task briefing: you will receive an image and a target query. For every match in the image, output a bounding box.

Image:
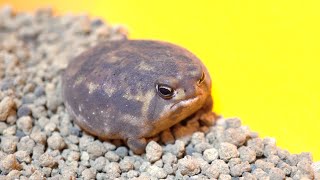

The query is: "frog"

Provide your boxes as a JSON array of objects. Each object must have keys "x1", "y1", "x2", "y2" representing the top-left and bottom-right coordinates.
[{"x1": 61, "y1": 39, "x2": 213, "y2": 154}]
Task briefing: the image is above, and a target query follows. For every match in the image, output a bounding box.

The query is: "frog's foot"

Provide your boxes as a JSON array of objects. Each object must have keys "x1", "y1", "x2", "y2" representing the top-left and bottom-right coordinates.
[{"x1": 127, "y1": 137, "x2": 147, "y2": 155}]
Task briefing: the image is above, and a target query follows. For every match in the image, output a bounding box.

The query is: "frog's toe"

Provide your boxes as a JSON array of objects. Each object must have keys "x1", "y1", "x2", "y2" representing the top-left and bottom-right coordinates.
[{"x1": 127, "y1": 137, "x2": 147, "y2": 155}]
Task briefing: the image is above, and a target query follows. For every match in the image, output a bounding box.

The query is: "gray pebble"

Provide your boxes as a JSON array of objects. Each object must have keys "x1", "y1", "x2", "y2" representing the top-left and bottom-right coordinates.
[
  {"x1": 277, "y1": 161, "x2": 292, "y2": 175},
  {"x1": 39, "y1": 153, "x2": 57, "y2": 168},
  {"x1": 162, "y1": 152, "x2": 177, "y2": 164},
  {"x1": 32, "y1": 144, "x2": 45, "y2": 160},
  {"x1": 247, "y1": 138, "x2": 264, "y2": 157},
  {"x1": 127, "y1": 170, "x2": 140, "y2": 178},
  {"x1": 115, "y1": 146, "x2": 129, "y2": 158},
  {"x1": 177, "y1": 155, "x2": 200, "y2": 176},
  {"x1": 268, "y1": 167, "x2": 285, "y2": 180},
  {"x1": 223, "y1": 128, "x2": 247, "y2": 146},
  {"x1": 17, "y1": 116, "x2": 33, "y2": 133},
  {"x1": 252, "y1": 168, "x2": 269, "y2": 179},
  {"x1": 17, "y1": 104, "x2": 32, "y2": 117},
  {"x1": 219, "y1": 174, "x2": 232, "y2": 180},
  {"x1": 230, "y1": 161, "x2": 251, "y2": 177},
  {"x1": 34, "y1": 85, "x2": 45, "y2": 97},
  {"x1": 212, "y1": 159, "x2": 230, "y2": 174},
  {"x1": 6, "y1": 169, "x2": 21, "y2": 179},
  {"x1": 0, "y1": 122, "x2": 8, "y2": 134},
  {"x1": 139, "y1": 161, "x2": 151, "y2": 172},
  {"x1": 238, "y1": 146, "x2": 256, "y2": 163},
  {"x1": 3, "y1": 125, "x2": 16, "y2": 136},
  {"x1": 105, "y1": 151, "x2": 120, "y2": 162},
  {"x1": 21, "y1": 94, "x2": 35, "y2": 104},
  {"x1": 42, "y1": 167, "x2": 52, "y2": 177},
  {"x1": 219, "y1": 142, "x2": 239, "y2": 161},
  {"x1": 30, "y1": 128, "x2": 47, "y2": 144},
  {"x1": 86, "y1": 141, "x2": 107, "y2": 159},
  {"x1": 0, "y1": 135, "x2": 18, "y2": 153},
  {"x1": 96, "y1": 173, "x2": 108, "y2": 180},
  {"x1": 15, "y1": 150, "x2": 31, "y2": 163},
  {"x1": 203, "y1": 163, "x2": 220, "y2": 178},
  {"x1": 147, "y1": 165, "x2": 167, "y2": 179},
  {"x1": 81, "y1": 151, "x2": 90, "y2": 161},
  {"x1": 255, "y1": 159, "x2": 274, "y2": 173},
  {"x1": 119, "y1": 158, "x2": 134, "y2": 172},
  {"x1": 29, "y1": 170, "x2": 45, "y2": 180},
  {"x1": 163, "y1": 163, "x2": 174, "y2": 175},
  {"x1": 240, "y1": 172, "x2": 256, "y2": 180},
  {"x1": 67, "y1": 151, "x2": 80, "y2": 162},
  {"x1": 203, "y1": 148, "x2": 219, "y2": 163},
  {"x1": 47, "y1": 132, "x2": 66, "y2": 150},
  {"x1": 194, "y1": 142, "x2": 213, "y2": 153},
  {"x1": 81, "y1": 168, "x2": 96, "y2": 180},
  {"x1": 91, "y1": 156, "x2": 106, "y2": 172},
  {"x1": 225, "y1": 118, "x2": 241, "y2": 128},
  {"x1": 266, "y1": 154, "x2": 280, "y2": 165},
  {"x1": 103, "y1": 141, "x2": 117, "y2": 151},
  {"x1": 164, "y1": 140, "x2": 185, "y2": 158},
  {"x1": 17, "y1": 136, "x2": 35, "y2": 153},
  {"x1": 105, "y1": 162, "x2": 121, "y2": 179},
  {"x1": 146, "y1": 141, "x2": 163, "y2": 163}
]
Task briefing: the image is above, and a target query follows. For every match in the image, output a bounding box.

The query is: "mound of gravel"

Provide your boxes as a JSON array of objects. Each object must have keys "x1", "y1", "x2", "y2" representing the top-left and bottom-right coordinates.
[{"x1": 0, "y1": 6, "x2": 319, "y2": 180}]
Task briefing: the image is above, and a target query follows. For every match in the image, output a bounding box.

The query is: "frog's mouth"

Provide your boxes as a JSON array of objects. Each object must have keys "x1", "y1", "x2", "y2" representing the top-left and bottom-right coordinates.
[{"x1": 170, "y1": 96, "x2": 199, "y2": 110}]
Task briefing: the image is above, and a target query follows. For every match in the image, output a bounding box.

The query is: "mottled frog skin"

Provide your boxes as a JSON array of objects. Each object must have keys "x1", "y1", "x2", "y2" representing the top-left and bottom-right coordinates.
[{"x1": 62, "y1": 40, "x2": 212, "y2": 154}]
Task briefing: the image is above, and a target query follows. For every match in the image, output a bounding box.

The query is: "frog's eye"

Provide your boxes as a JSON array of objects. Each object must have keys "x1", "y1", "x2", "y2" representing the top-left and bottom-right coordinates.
[
  {"x1": 156, "y1": 84, "x2": 175, "y2": 99},
  {"x1": 197, "y1": 72, "x2": 205, "y2": 85}
]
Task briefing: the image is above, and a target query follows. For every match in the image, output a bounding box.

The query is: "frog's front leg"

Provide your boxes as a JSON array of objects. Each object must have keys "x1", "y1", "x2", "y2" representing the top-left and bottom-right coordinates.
[{"x1": 127, "y1": 137, "x2": 147, "y2": 154}]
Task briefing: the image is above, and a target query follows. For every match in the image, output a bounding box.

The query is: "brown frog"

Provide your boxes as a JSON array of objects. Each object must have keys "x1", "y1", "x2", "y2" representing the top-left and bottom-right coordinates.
[{"x1": 61, "y1": 40, "x2": 212, "y2": 154}]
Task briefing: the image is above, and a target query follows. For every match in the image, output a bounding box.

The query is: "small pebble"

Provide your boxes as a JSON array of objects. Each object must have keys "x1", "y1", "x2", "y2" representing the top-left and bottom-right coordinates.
[
  {"x1": 203, "y1": 148, "x2": 219, "y2": 163},
  {"x1": 105, "y1": 151, "x2": 120, "y2": 162},
  {"x1": 16, "y1": 116, "x2": 33, "y2": 133},
  {"x1": 204, "y1": 164, "x2": 220, "y2": 178},
  {"x1": 17, "y1": 104, "x2": 32, "y2": 117},
  {"x1": 15, "y1": 150, "x2": 31, "y2": 163},
  {"x1": 177, "y1": 155, "x2": 200, "y2": 176},
  {"x1": 268, "y1": 167, "x2": 286, "y2": 180},
  {"x1": 238, "y1": 146, "x2": 256, "y2": 163},
  {"x1": 115, "y1": 146, "x2": 129, "y2": 158},
  {"x1": 0, "y1": 154, "x2": 22, "y2": 174},
  {"x1": 218, "y1": 142, "x2": 239, "y2": 161},
  {"x1": 86, "y1": 140, "x2": 107, "y2": 159},
  {"x1": 47, "y1": 132, "x2": 66, "y2": 150},
  {"x1": 81, "y1": 168, "x2": 96, "y2": 180},
  {"x1": 0, "y1": 135, "x2": 18, "y2": 153},
  {"x1": 17, "y1": 136, "x2": 35, "y2": 154},
  {"x1": 146, "y1": 141, "x2": 163, "y2": 163},
  {"x1": 0, "y1": 96, "x2": 16, "y2": 121},
  {"x1": 147, "y1": 165, "x2": 167, "y2": 179},
  {"x1": 39, "y1": 153, "x2": 57, "y2": 168}
]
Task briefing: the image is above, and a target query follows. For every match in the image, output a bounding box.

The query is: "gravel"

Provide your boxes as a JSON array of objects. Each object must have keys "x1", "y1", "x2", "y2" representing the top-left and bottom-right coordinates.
[{"x1": 0, "y1": 5, "x2": 319, "y2": 179}]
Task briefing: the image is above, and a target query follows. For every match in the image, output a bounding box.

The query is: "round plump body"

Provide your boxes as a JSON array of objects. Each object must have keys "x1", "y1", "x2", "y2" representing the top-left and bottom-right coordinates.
[{"x1": 62, "y1": 40, "x2": 212, "y2": 154}]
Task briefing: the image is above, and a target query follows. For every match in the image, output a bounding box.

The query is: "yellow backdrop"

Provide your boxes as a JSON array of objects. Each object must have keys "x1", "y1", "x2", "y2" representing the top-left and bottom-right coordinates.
[{"x1": 1, "y1": 0, "x2": 319, "y2": 160}]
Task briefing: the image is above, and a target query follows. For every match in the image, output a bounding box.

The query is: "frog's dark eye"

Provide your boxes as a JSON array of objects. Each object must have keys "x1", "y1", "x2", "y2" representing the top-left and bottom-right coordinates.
[
  {"x1": 156, "y1": 84, "x2": 175, "y2": 99},
  {"x1": 197, "y1": 72, "x2": 205, "y2": 85}
]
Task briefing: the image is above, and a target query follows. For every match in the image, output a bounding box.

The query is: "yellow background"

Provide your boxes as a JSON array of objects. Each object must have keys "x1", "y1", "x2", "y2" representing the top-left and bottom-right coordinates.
[{"x1": 1, "y1": 1, "x2": 319, "y2": 160}]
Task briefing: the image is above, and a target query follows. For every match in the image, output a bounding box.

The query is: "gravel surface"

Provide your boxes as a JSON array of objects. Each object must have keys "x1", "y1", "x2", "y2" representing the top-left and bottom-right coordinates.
[{"x1": 0, "y1": 6, "x2": 319, "y2": 179}]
